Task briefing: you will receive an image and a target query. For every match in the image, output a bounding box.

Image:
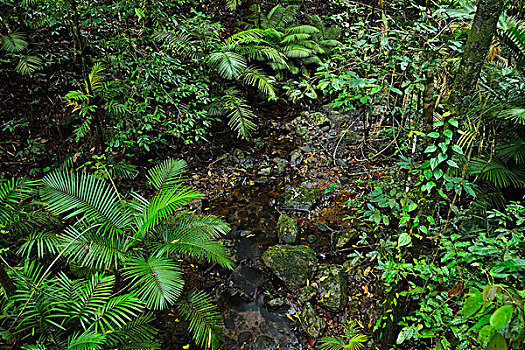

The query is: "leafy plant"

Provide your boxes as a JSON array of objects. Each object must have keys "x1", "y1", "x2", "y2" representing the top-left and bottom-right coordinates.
[{"x1": 317, "y1": 322, "x2": 368, "y2": 350}]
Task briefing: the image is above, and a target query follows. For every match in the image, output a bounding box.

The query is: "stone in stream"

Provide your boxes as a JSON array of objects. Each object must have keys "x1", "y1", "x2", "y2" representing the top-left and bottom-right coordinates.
[
  {"x1": 317, "y1": 264, "x2": 349, "y2": 311},
  {"x1": 281, "y1": 186, "x2": 323, "y2": 211},
  {"x1": 250, "y1": 335, "x2": 277, "y2": 350},
  {"x1": 262, "y1": 245, "x2": 318, "y2": 290},
  {"x1": 277, "y1": 213, "x2": 298, "y2": 244},
  {"x1": 300, "y1": 302, "x2": 326, "y2": 338},
  {"x1": 290, "y1": 149, "x2": 303, "y2": 167}
]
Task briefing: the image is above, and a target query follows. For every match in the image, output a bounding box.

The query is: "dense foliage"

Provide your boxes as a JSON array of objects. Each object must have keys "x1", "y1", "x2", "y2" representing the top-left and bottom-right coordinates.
[{"x1": 1, "y1": 0, "x2": 525, "y2": 349}]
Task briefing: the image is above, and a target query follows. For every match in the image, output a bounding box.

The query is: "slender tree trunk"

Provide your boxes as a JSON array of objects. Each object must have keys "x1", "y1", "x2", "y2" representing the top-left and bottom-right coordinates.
[
  {"x1": 448, "y1": 0, "x2": 504, "y2": 115},
  {"x1": 422, "y1": 67, "x2": 435, "y2": 132}
]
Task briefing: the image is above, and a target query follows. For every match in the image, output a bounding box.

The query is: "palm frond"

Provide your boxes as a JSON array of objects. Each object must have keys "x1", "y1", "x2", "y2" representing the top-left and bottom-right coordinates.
[
  {"x1": 286, "y1": 25, "x2": 320, "y2": 35},
  {"x1": 222, "y1": 89, "x2": 257, "y2": 139},
  {"x1": 497, "y1": 140, "x2": 525, "y2": 163},
  {"x1": 280, "y1": 33, "x2": 312, "y2": 44},
  {"x1": 499, "y1": 107, "x2": 525, "y2": 125},
  {"x1": 207, "y1": 51, "x2": 246, "y2": 80},
  {"x1": 86, "y1": 63, "x2": 105, "y2": 92},
  {"x1": 58, "y1": 224, "x2": 131, "y2": 270},
  {"x1": 90, "y1": 294, "x2": 144, "y2": 333},
  {"x1": 105, "y1": 312, "x2": 159, "y2": 348},
  {"x1": 71, "y1": 274, "x2": 114, "y2": 330},
  {"x1": 138, "y1": 185, "x2": 202, "y2": 234},
  {"x1": 467, "y1": 157, "x2": 525, "y2": 188},
  {"x1": 17, "y1": 230, "x2": 60, "y2": 258},
  {"x1": 67, "y1": 330, "x2": 105, "y2": 350},
  {"x1": 146, "y1": 159, "x2": 187, "y2": 190},
  {"x1": 41, "y1": 171, "x2": 129, "y2": 236},
  {"x1": 16, "y1": 55, "x2": 42, "y2": 75},
  {"x1": 1, "y1": 32, "x2": 28, "y2": 52},
  {"x1": 0, "y1": 177, "x2": 38, "y2": 224},
  {"x1": 177, "y1": 289, "x2": 224, "y2": 350},
  {"x1": 122, "y1": 256, "x2": 184, "y2": 310},
  {"x1": 242, "y1": 66, "x2": 277, "y2": 100}
]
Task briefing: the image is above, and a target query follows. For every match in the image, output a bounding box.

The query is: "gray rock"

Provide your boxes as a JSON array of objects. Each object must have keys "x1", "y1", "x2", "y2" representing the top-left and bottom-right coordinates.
[
  {"x1": 273, "y1": 158, "x2": 289, "y2": 175},
  {"x1": 317, "y1": 264, "x2": 348, "y2": 311},
  {"x1": 250, "y1": 335, "x2": 277, "y2": 350},
  {"x1": 278, "y1": 213, "x2": 298, "y2": 244},
  {"x1": 300, "y1": 302, "x2": 326, "y2": 338},
  {"x1": 290, "y1": 149, "x2": 303, "y2": 167},
  {"x1": 262, "y1": 245, "x2": 318, "y2": 290},
  {"x1": 298, "y1": 285, "x2": 317, "y2": 304},
  {"x1": 281, "y1": 186, "x2": 323, "y2": 211},
  {"x1": 335, "y1": 228, "x2": 360, "y2": 248},
  {"x1": 267, "y1": 297, "x2": 286, "y2": 308},
  {"x1": 306, "y1": 112, "x2": 330, "y2": 126}
]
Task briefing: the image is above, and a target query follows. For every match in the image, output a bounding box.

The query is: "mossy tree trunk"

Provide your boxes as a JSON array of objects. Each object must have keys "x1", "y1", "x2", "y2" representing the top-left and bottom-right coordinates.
[{"x1": 448, "y1": 0, "x2": 504, "y2": 115}]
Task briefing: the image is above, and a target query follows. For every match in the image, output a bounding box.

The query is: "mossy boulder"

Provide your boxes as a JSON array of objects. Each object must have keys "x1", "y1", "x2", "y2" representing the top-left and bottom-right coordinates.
[
  {"x1": 298, "y1": 284, "x2": 317, "y2": 304},
  {"x1": 262, "y1": 245, "x2": 318, "y2": 290},
  {"x1": 300, "y1": 302, "x2": 326, "y2": 338},
  {"x1": 277, "y1": 213, "x2": 298, "y2": 244},
  {"x1": 306, "y1": 112, "x2": 330, "y2": 126},
  {"x1": 281, "y1": 186, "x2": 323, "y2": 211},
  {"x1": 317, "y1": 264, "x2": 348, "y2": 311}
]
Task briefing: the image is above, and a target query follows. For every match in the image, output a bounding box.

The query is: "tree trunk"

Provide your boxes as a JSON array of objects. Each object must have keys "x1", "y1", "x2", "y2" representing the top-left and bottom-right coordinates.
[{"x1": 448, "y1": 0, "x2": 504, "y2": 115}]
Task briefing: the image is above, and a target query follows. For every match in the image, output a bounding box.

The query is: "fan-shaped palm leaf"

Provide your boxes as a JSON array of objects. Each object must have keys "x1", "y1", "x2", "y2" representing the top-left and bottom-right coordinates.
[
  {"x1": 468, "y1": 157, "x2": 525, "y2": 188},
  {"x1": 16, "y1": 55, "x2": 42, "y2": 75},
  {"x1": 123, "y1": 256, "x2": 184, "y2": 310},
  {"x1": 177, "y1": 289, "x2": 224, "y2": 350},
  {"x1": 499, "y1": 107, "x2": 525, "y2": 125}
]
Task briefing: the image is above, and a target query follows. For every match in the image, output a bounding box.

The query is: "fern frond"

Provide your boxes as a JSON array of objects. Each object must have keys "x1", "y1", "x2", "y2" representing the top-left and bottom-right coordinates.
[
  {"x1": 222, "y1": 89, "x2": 257, "y2": 139},
  {"x1": 86, "y1": 63, "x2": 106, "y2": 92},
  {"x1": 177, "y1": 290, "x2": 224, "y2": 350},
  {"x1": 146, "y1": 159, "x2": 187, "y2": 190},
  {"x1": 123, "y1": 256, "x2": 184, "y2": 310},
  {"x1": 67, "y1": 329, "x2": 105, "y2": 350},
  {"x1": 71, "y1": 274, "x2": 114, "y2": 330},
  {"x1": 105, "y1": 312, "x2": 158, "y2": 348}
]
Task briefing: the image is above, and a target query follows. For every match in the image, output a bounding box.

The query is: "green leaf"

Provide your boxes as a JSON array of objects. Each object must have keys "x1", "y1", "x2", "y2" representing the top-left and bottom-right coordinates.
[
  {"x1": 427, "y1": 216, "x2": 435, "y2": 225},
  {"x1": 486, "y1": 332, "x2": 507, "y2": 350},
  {"x1": 448, "y1": 119, "x2": 459, "y2": 127},
  {"x1": 419, "y1": 225, "x2": 428, "y2": 234},
  {"x1": 490, "y1": 305, "x2": 513, "y2": 329},
  {"x1": 452, "y1": 145, "x2": 463, "y2": 154},
  {"x1": 398, "y1": 233, "x2": 411, "y2": 248},
  {"x1": 478, "y1": 325, "x2": 494, "y2": 343},
  {"x1": 427, "y1": 132, "x2": 440, "y2": 138},
  {"x1": 424, "y1": 145, "x2": 437, "y2": 153},
  {"x1": 462, "y1": 292, "x2": 483, "y2": 318},
  {"x1": 443, "y1": 129, "x2": 453, "y2": 139},
  {"x1": 463, "y1": 184, "x2": 476, "y2": 197},
  {"x1": 447, "y1": 160, "x2": 459, "y2": 168}
]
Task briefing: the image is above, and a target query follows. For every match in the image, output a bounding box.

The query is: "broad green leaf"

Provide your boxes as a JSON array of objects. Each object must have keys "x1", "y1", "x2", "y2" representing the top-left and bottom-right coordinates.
[
  {"x1": 490, "y1": 305, "x2": 513, "y2": 329},
  {"x1": 448, "y1": 119, "x2": 459, "y2": 127},
  {"x1": 427, "y1": 132, "x2": 440, "y2": 138},
  {"x1": 478, "y1": 325, "x2": 494, "y2": 343},
  {"x1": 452, "y1": 145, "x2": 463, "y2": 154},
  {"x1": 424, "y1": 145, "x2": 437, "y2": 153},
  {"x1": 447, "y1": 159, "x2": 459, "y2": 168},
  {"x1": 486, "y1": 332, "x2": 507, "y2": 350},
  {"x1": 398, "y1": 233, "x2": 411, "y2": 248},
  {"x1": 462, "y1": 292, "x2": 483, "y2": 318},
  {"x1": 443, "y1": 129, "x2": 453, "y2": 139}
]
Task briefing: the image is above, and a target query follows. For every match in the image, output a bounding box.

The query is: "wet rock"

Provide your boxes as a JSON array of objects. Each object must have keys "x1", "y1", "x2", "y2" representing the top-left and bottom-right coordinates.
[
  {"x1": 226, "y1": 264, "x2": 264, "y2": 302},
  {"x1": 262, "y1": 245, "x2": 318, "y2": 290},
  {"x1": 267, "y1": 297, "x2": 286, "y2": 308},
  {"x1": 273, "y1": 158, "x2": 289, "y2": 175},
  {"x1": 290, "y1": 149, "x2": 303, "y2": 167},
  {"x1": 250, "y1": 335, "x2": 277, "y2": 350},
  {"x1": 335, "y1": 228, "x2": 360, "y2": 248},
  {"x1": 277, "y1": 213, "x2": 298, "y2": 244},
  {"x1": 300, "y1": 302, "x2": 326, "y2": 338},
  {"x1": 257, "y1": 167, "x2": 272, "y2": 176},
  {"x1": 281, "y1": 186, "x2": 323, "y2": 211},
  {"x1": 317, "y1": 264, "x2": 348, "y2": 311},
  {"x1": 305, "y1": 112, "x2": 330, "y2": 126},
  {"x1": 295, "y1": 124, "x2": 307, "y2": 136},
  {"x1": 298, "y1": 285, "x2": 317, "y2": 304}
]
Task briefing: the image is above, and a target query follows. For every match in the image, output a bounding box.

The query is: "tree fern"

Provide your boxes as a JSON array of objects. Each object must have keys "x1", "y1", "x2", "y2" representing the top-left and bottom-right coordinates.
[
  {"x1": 122, "y1": 256, "x2": 184, "y2": 310},
  {"x1": 177, "y1": 290, "x2": 224, "y2": 350}
]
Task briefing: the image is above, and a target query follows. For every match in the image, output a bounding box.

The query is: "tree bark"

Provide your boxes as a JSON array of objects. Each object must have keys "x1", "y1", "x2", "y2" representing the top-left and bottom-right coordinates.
[{"x1": 448, "y1": 0, "x2": 504, "y2": 115}]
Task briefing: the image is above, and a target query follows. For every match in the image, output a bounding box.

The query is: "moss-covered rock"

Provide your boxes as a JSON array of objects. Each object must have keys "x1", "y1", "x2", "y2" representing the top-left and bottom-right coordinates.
[
  {"x1": 306, "y1": 112, "x2": 330, "y2": 126},
  {"x1": 277, "y1": 213, "x2": 298, "y2": 244},
  {"x1": 335, "y1": 228, "x2": 360, "y2": 248},
  {"x1": 281, "y1": 186, "x2": 323, "y2": 211},
  {"x1": 250, "y1": 335, "x2": 277, "y2": 350},
  {"x1": 318, "y1": 264, "x2": 348, "y2": 311},
  {"x1": 300, "y1": 302, "x2": 326, "y2": 338},
  {"x1": 262, "y1": 245, "x2": 318, "y2": 290},
  {"x1": 298, "y1": 284, "x2": 317, "y2": 304}
]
